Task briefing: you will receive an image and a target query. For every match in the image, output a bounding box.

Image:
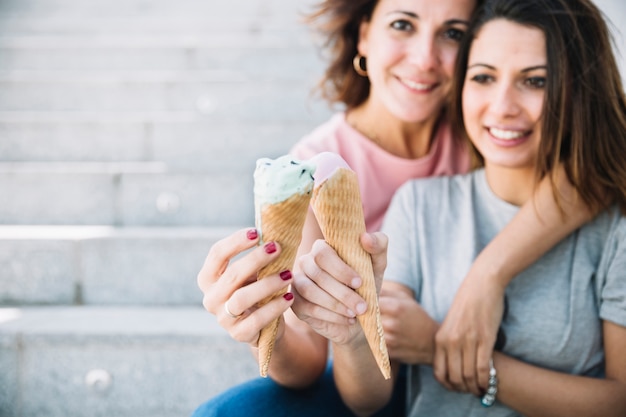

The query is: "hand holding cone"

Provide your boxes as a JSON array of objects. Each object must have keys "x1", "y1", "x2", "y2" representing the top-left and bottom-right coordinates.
[{"x1": 310, "y1": 155, "x2": 391, "y2": 379}]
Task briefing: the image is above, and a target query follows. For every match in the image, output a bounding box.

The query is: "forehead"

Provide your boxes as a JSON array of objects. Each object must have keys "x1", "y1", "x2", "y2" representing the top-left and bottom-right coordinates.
[
  {"x1": 373, "y1": 0, "x2": 476, "y2": 22},
  {"x1": 469, "y1": 19, "x2": 546, "y2": 66}
]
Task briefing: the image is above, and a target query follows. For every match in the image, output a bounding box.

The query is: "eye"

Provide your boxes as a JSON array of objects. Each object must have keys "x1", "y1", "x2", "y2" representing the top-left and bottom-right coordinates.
[
  {"x1": 525, "y1": 76, "x2": 546, "y2": 89},
  {"x1": 470, "y1": 74, "x2": 493, "y2": 84},
  {"x1": 390, "y1": 19, "x2": 413, "y2": 32},
  {"x1": 443, "y1": 28, "x2": 465, "y2": 42}
]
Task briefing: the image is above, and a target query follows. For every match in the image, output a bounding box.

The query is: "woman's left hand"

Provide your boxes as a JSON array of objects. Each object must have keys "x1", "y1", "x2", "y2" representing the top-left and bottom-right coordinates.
[
  {"x1": 379, "y1": 283, "x2": 439, "y2": 365},
  {"x1": 433, "y1": 273, "x2": 505, "y2": 396}
]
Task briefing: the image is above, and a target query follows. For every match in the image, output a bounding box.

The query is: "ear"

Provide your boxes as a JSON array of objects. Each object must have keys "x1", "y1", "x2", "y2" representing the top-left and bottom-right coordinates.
[{"x1": 357, "y1": 18, "x2": 370, "y2": 57}]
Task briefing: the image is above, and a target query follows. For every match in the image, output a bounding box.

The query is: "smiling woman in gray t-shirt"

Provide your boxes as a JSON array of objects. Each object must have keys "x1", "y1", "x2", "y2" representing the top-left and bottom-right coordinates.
[
  {"x1": 382, "y1": 170, "x2": 626, "y2": 416},
  {"x1": 328, "y1": 0, "x2": 626, "y2": 415}
]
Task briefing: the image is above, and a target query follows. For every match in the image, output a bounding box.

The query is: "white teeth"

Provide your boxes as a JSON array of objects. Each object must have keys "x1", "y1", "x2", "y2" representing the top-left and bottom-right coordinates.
[
  {"x1": 489, "y1": 127, "x2": 525, "y2": 140},
  {"x1": 403, "y1": 79, "x2": 434, "y2": 91}
]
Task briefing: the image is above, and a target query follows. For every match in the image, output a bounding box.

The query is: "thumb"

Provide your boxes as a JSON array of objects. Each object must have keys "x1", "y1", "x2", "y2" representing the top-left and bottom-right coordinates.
[{"x1": 361, "y1": 232, "x2": 388, "y2": 290}]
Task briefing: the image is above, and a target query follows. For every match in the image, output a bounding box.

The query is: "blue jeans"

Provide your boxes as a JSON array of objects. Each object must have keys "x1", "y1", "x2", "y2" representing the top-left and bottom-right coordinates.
[{"x1": 191, "y1": 363, "x2": 406, "y2": 417}]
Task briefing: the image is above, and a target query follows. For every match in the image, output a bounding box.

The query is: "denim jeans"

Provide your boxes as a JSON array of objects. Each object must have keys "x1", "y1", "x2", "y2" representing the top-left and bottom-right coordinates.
[{"x1": 190, "y1": 363, "x2": 406, "y2": 417}]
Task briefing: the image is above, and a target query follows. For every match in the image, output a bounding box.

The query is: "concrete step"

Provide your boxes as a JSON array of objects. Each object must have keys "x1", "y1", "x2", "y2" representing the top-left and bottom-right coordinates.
[
  {"x1": 0, "y1": 115, "x2": 321, "y2": 167},
  {"x1": 0, "y1": 72, "x2": 326, "y2": 115},
  {"x1": 0, "y1": 162, "x2": 259, "y2": 225},
  {"x1": 0, "y1": 226, "x2": 238, "y2": 305},
  {"x1": 0, "y1": 0, "x2": 311, "y2": 18},
  {"x1": 0, "y1": 15, "x2": 308, "y2": 36},
  {"x1": 0, "y1": 306, "x2": 258, "y2": 417},
  {"x1": 0, "y1": 38, "x2": 323, "y2": 74}
]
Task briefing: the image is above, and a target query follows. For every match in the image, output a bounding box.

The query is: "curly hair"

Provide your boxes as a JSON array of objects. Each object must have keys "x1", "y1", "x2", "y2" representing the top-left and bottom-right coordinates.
[{"x1": 305, "y1": 0, "x2": 378, "y2": 109}]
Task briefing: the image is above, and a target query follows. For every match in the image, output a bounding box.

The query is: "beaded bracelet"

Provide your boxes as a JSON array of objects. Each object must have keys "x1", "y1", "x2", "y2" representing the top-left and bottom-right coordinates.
[{"x1": 481, "y1": 358, "x2": 498, "y2": 407}]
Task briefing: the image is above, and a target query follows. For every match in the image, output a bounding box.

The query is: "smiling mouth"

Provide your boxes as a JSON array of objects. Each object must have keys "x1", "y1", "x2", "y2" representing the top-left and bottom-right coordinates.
[
  {"x1": 489, "y1": 127, "x2": 528, "y2": 140},
  {"x1": 401, "y1": 78, "x2": 437, "y2": 92}
]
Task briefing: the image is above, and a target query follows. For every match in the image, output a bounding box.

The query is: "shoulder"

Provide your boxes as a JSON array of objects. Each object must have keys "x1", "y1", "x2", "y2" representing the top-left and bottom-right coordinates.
[
  {"x1": 290, "y1": 113, "x2": 345, "y2": 159},
  {"x1": 387, "y1": 172, "x2": 478, "y2": 225},
  {"x1": 395, "y1": 171, "x2": 477, "y2": 202}
]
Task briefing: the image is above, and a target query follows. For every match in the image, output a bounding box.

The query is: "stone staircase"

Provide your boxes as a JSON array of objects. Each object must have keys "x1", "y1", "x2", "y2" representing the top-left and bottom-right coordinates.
[{"x1": 0, "y1": 0, "x2": 331, "y2": 416}]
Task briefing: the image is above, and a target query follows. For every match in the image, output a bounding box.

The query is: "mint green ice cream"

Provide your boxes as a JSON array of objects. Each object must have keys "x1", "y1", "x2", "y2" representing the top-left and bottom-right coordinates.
[{"x1": 254, "y1": 155, "x2": 316, "y2": 238}]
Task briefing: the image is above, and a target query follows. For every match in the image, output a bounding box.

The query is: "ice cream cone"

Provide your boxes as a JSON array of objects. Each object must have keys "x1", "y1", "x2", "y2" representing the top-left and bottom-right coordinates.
[
  {"x1": 256, "y1": 191, "x2": 312, "y2": 377},
  {"x1": 311, "y1": 167, "x2": 391, "y2": 379},
  {"x1": 253, "y1": 155, "x2": 316, "y2": 377}
]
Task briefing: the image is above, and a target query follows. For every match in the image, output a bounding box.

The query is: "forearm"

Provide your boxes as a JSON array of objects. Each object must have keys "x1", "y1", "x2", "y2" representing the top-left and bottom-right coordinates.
[
  {"x1": 333, "y1": 337, "x2": 395, "y2": 417},
  {"x1": 475, "y1": 170, "x2": 593, "y2": 288},
  {"x1": 495, "y1": 352, "x2": 626, "y2": 417},
  {"x1": 258, "y1": 312, "x2": 328, "y2": 388}
]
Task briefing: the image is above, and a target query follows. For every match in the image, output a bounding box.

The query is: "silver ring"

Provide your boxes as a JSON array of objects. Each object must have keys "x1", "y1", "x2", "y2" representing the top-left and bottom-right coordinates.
[{"x1": 224, "y1": 300, "x2": 242, "y2": 319}]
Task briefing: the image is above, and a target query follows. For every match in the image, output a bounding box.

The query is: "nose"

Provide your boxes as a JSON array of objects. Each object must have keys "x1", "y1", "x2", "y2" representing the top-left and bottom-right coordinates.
[
  {"x1": 488, "y1": 82, "x2": 521, "y2": 118},
  {"x1": 408, "y1": 32, "x2": 439, "y2": 71}
]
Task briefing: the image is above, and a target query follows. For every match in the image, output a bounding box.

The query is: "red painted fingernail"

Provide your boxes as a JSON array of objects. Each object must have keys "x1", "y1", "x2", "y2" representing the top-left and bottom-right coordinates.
[
  {"x1": 283, "y1": 292, "x2": 294, "y2": 301},
  {"x1": 264, "y1": 242, "x2": 277, "y2": 254},
  {"x1": 279, "y1": 270, "x2": 292, "y2": 281},
  {"x1": 246, "y1": 229, "x2": 258, "y2": 240}
]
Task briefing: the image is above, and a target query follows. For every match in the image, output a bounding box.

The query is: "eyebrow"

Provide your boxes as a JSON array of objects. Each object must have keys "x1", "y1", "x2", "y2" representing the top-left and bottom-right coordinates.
[
  {"x1": 386, "y1": 10, "x2": 470, "y2": 26},
  {"x1": 468, "y1": 63, "x2": 547, "y2": 72}
]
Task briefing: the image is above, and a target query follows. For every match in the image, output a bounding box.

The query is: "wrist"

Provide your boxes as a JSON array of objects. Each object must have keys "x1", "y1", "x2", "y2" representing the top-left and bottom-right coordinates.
[
  {"x1": 480, "y1": 358, "x2": 498, "y2": 407},
  {"x1": 470, "y1": 255, "x2": 510, "y2": 292}
]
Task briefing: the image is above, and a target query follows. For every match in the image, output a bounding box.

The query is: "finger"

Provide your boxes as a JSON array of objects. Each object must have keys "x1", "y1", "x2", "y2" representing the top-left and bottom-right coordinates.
[
  {"x1": 309, "y1": 239, "x2": 362, "y2": 288},
  {"x1": 433, "y1": 345, "x2": 454, "y2": 391},
  {"x1": 197, "y1": 228, "x2": 260, "y2": 290},
  {"x1": 228, "y1": 292, "x2": 295, "y2": 346},
  {"x1": 201, "y1": 242, "x2": 282, "y2": 314},
  {"x1": 224, "y1": 270, "x2": 294, "y2": 321},
  {"x1": 221, "y1": 240, "x2": 282, "y2": 289},
  {"x1": 476, "y1": 343, "x2": 494, "y2": 392},
  {"x1": 446, "y1": 347, "x2": 467, "y2": 392},
  {"x1": 380, "y1": 313, "x2": 397, "y2": 344},
  {"x1": 378, "y1": 289, "x2": 410, "y2": 314},
  {"x1": 299, "y1": 251, "x2": 366, "y2": 317},
  {"x1": 360, "y1": 232, "x2": 388, "y2": 280},
  {"x1": 462, "y1": 337, "x2": 481, "y2": 396},
  {"x1": 292, "y1": 273, "x2": 358, "y2": 325}
]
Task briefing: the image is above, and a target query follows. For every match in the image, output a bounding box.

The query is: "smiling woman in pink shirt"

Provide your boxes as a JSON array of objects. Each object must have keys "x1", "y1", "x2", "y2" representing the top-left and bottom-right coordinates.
[{"x1": 192, "y1": 0, "x2": 594, "y2": 415}]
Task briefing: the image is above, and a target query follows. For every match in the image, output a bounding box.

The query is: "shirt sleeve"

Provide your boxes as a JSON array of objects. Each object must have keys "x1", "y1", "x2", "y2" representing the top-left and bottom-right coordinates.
[
  {"x1": 599, "y1": 215, "x2": 626, "y2": 328},
  {"x1": 289, "y1": 140, "x2": 318, "y2": 160},
  {"x1": 381, "y1": 181, "x2": 422, "y2": 298}
]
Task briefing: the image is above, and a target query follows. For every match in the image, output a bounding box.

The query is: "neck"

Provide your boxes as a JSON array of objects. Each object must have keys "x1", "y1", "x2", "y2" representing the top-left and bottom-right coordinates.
[
  {"x1": 484, "y1": 163, "x2": 536, "y2": 206},
  {"x1": 346, "y1": 101, "x2": 441, "y2": 160}
]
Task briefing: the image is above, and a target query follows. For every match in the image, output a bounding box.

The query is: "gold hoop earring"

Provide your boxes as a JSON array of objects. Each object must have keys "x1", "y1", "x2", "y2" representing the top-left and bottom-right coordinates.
[{"x1": 353, "y1": 54, "x2": 368, "y2": 77}]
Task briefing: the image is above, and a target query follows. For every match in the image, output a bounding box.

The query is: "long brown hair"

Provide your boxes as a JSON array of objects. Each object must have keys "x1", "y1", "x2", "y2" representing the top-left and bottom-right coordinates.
[
  {"x1": 451, "y1": 0, "x2": 626, "y2": 214},
  {"x1": 304, "y1": 0, "x2": 377, "y2": 109}
]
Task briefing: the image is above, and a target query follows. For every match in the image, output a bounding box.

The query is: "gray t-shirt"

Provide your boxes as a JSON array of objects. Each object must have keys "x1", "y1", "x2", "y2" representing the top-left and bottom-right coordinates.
[{"x1": 381, "y1": 169, "x2": 626, "y2": 417}]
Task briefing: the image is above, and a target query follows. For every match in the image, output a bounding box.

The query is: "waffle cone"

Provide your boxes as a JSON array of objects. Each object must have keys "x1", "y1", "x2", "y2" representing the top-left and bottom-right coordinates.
[
  {"x1": 311, "y1": 168, "x2": 391, "y2": 379},
  {"x1": 256, "y1": 191, "x2": 312, "y2": 377}
]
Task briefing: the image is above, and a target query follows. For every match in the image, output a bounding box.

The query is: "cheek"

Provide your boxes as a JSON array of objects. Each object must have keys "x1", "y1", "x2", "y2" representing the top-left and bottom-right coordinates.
[
  {"x1": 530, "y1": 97, "x2": 544, "y2": 124},
  {"x1": 462, "y1": 88, "x2": 482, "y2": 129},
  {"x1": 367, "y1": 40, "x2": 402, "y2": 78},
  {"x1": 440, "y1": 46, "x2": 460, "y2": 78}
]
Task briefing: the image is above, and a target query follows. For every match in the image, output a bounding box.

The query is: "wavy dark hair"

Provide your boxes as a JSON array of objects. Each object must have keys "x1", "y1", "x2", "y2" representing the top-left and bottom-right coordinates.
[
  {"x1": 305, "y1": 0, "x2": 484, "y2": 110},
  {"x1": 450, "y1": 0, "x2": 626, "y2": 214},
  {"x1": 304, "y1": 0, "x2": 378, "y2": 109}
]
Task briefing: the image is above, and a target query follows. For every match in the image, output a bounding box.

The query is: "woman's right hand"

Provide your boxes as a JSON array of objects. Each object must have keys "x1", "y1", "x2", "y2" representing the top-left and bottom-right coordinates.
[
  {"x1": 291, "y1": 233, "x2": 387, "y2": 347},
  {"x1": 197, "y1": 228, "x2": 295, "y2": 347}
]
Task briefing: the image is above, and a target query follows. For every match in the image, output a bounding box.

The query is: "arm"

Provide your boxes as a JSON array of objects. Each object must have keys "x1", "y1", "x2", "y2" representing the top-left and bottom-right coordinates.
[
  {"x1": 332, "y1": 233, "x2": 397, "y2": 417},
  {"x1": 494, "y1": 320, "x2": 626, "y2": 417},
  {"x1": 435, "y1": 169, "x2": 594, "y2": 394}
]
